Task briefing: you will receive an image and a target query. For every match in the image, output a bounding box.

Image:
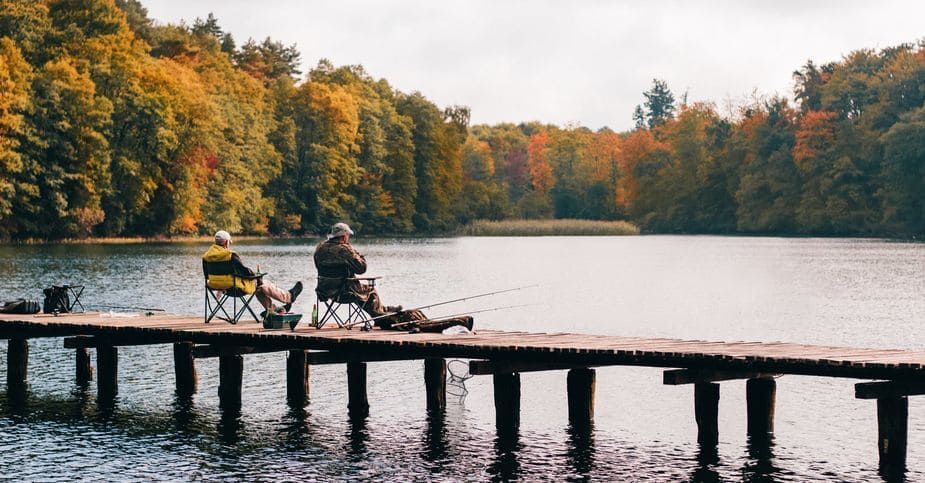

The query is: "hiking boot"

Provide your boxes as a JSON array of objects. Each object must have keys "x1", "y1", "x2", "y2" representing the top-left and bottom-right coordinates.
[{"x1": 284, "y1": 281, "x2": 303, "y2": 312}]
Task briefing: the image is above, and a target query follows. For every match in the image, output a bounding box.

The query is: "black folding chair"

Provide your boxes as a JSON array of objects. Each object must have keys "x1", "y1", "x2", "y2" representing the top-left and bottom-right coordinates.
[
  {"x1": 314, "y1": 276, "x2": 380, "y2": 331},
  {"x1": 203, "y1": 271, "x2": 263, "y2": 324}
]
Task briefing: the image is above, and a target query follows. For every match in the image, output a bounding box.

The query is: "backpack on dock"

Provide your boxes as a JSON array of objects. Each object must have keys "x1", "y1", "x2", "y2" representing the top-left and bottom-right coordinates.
[
  {"x1": 0, "y1": 299, "x2": 40, "y2": 315},
  {"x1": 42, "y1": 286, "x2": 70, "y2": 314}
]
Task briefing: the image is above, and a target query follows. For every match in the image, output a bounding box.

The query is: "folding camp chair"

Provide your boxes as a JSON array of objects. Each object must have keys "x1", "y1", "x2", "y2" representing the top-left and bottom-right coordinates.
[
  {"x1": 313, "y1": 275, "x2": 380, "y2": 331},
  {"x1": 203, "y1": 271, "x2": 263, "y2": 324}
]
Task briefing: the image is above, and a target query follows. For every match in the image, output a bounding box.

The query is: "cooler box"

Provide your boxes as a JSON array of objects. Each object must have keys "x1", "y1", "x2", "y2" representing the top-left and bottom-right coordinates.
[{"x1": 262, "y1": 312, "x2": 303, "y2": 330}]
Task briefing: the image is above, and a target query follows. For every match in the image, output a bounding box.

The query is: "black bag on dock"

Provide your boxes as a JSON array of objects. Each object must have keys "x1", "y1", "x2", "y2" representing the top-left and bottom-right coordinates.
[
  {"x1": 42, "y1": 286, "x2": 70, "y2": 314},
  {"x1": 1, "y1": 299, "x2": 40, "y2": 314}
]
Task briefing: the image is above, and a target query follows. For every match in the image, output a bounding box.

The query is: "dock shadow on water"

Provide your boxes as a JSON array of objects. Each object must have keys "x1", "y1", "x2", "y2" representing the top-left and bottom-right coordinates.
[
  {"x1": 487, "y1": 426, "x2": 523, "y2": 482},
  {"x1": 740, "y1": 433, "x2": 780, "y2": 482},
  {"x1": 565, "y1": 422, "x2": 596, "y2": 478},
  {"x1": 422, "y1": 411, "x2": 449, "y2": 464},
  {"x1": 345, "y1": 413, "x2": 370, "y2": 461}
]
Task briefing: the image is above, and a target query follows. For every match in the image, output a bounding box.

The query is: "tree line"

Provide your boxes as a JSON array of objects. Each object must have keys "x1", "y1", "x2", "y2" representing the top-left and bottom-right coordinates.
[{"x1": 0, "y1": 0, "x2": 922, "y2": 240}]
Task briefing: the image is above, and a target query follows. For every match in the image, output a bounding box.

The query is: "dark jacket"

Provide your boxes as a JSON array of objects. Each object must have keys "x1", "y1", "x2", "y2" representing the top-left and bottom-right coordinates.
[{"x1": 313, "y1": 238, "x2": 369, "y2": 301}]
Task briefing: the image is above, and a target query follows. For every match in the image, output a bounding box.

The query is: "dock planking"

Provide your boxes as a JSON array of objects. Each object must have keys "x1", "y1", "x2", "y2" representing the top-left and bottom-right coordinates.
[
  {"x1": 1, "y1": 311, "x2": 923, "y2": 472},
  {"x1": 1, "y1": 313, "x2": 924, "y2": 377}
]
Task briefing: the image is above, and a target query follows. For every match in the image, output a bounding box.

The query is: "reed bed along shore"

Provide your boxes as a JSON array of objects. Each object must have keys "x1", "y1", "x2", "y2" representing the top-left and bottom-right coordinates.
[{"x1": 462, "y1": 219, "x2": 640, "y2": 236}]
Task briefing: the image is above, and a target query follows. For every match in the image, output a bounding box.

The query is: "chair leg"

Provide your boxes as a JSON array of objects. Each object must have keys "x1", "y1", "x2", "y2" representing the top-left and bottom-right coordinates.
[
  {"x1": 207, "y1": 290, "x2": 238, "y2": 324},
  {"x1": 242, "y1": 294, "x2": 261, "y2": 323}
]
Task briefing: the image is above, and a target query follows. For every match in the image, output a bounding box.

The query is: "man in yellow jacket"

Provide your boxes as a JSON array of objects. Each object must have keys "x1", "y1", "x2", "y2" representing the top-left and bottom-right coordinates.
[{"x1": 203, "y1": 230, "x2": 302, "y2": 313}]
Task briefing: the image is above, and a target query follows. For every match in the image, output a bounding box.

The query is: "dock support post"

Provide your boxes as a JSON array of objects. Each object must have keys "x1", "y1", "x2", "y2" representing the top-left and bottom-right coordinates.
[
  {"x1": 287, "y1": 350, "x2": 310, "y2": 407},
  {"x1": 218, "y1": 354, "x2": 243, "y2": 409},
  {"x1": 96, "y1": 345, "x2": 118, "y2": 400},
  {"x1": 567, "y1": 368, "x2": 596, "y2": 428},
  {"x1": 746, "y1": 377, "x2": 776, "y2": 436},
  {"x1": 173, "y1": 342, "x2": 197, "y2": 396},
  {"x1": 76, "y1": 348, "x2": 93, "y2": 385},
  {"x1": 7, "y1": 338, "x2": 28, "y2": 393},
  {"x1": 424, "y1": 358, "x2": 446, "y2": 413},
  {"x1": 877, "y1": 396, "x2": 908, "y2": 471},
  {"x1": 347, "y1": 362, "x2": 369, "y2": 417},
  {"x1": 694, "y1": 382, "x2": 720, "y2": 445},
  {"x1": 493, "y1": 372, "x2": 521, "y2": 432}
]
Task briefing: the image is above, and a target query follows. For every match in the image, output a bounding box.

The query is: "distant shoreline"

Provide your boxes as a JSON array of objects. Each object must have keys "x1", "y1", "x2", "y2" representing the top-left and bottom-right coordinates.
[{"x1": 2, "y1": 225, "x2": 922, "y2": 245}]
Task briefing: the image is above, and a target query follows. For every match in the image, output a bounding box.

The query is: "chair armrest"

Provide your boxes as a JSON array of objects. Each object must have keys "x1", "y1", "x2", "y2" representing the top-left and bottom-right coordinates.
[{"x1": 238, "y1": 272, "x2": 266, "y2": 280}]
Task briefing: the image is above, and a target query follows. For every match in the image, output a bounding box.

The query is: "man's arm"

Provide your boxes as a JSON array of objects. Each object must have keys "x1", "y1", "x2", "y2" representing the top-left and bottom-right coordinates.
[
  {"x1": 231, "y1": 253, "x2": 256, "y2": 277},
  {"x1": 341, "y1": 244, "x2": 368, "y2": 275}
]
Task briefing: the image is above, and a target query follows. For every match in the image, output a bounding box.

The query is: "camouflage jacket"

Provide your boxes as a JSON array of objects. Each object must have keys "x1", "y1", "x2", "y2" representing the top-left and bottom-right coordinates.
[{"x1": 313, "y1": 239, "x2": 369, "y2": 301}]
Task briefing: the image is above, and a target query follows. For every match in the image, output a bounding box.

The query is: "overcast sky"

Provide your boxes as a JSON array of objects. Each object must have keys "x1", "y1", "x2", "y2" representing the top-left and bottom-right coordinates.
[{"x1": 144, "y1": 0, "x2": 924, "y2": 131}]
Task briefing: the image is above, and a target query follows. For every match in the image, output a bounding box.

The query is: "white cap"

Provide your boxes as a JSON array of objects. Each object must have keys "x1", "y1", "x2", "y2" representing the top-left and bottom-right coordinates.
[
  {"x1": 214, "y1": 230, "x2": 232, "y2": 244},
  {"x1": 328, "y1": 222, "x2": 354, "y2": 239}
]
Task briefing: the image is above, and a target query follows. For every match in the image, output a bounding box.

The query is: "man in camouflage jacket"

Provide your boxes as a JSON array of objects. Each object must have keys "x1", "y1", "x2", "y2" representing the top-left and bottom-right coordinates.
[
  {"x1": 313, "y1": 222, "x2": 473, "y2": 333},
  {"x1": 313, "y1": 222, "x2": 398, "y2": 319}
]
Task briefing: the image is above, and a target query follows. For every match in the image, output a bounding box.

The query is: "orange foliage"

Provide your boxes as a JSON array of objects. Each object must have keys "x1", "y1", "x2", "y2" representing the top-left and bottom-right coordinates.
[
  {"x1": 527, "y1": 131, "x2": 554, "y2": 195},
  {"x1": 588, "y1": 130, "x2": 621, "y2": 183},
  {"x1": 793, "y1": 110, "x2": 837, "y2": 167},
  {"x1": 616, "y1": 129, "x2": 665, "y2": 207}
]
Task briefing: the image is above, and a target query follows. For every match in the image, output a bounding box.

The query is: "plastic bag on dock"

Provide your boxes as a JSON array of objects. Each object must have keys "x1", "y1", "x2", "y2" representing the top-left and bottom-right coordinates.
[
  {"x1": 442, "y1": 325, "x2": 472, "y2": 335},
  {"x1": 102, "y1": 310, "x2": 139, "y2": 318}
]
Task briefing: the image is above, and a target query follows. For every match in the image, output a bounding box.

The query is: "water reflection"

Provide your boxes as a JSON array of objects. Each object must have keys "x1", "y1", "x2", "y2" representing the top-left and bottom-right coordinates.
[
  {"x1": 2, "y1": 388, "x2": 29, "y2": 417},
  {"x1": 565, "y1": 422, "x2": 595, "y2": 478},
  {"x1": 422, "y1": 412, "x2": 449, "y2": 463},
  {"x1": 217, "y1": 407, "x2": 243, "y2": 445},
  {"x1": 742, "y1": 433, "x2": 779, "y2": 482},
  {"x1": 690, "y1": 441, "x2": 720, "y2": 483},
  {"x1": 879, "y1": 460, "x2": 908, "y2": 482},
  {"x1": 279, "y1": 407, "x2": 311, "y2": 450},
  {"x1": 171, "y1": 394, "x2": 197, "y2": 433},
  {"x1": 488, "y1": 426, "x2": 522, "y2": 482},
  {"x1": 346, "y1": 414, "x2": 369, "y2": 461}
]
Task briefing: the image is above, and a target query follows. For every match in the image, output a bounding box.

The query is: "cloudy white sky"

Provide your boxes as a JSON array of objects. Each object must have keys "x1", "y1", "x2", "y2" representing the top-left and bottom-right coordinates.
[{"x1": 144, "y1": 0, "x2": 924, "y2": 131}]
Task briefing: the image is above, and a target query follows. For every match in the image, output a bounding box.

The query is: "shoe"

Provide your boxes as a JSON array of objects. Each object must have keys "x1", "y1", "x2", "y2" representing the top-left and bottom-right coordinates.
[
  {"x1": 385, "y1": 305, "x2": 403, "y2": 313},
  {"x1": 284, "y1": 281, "x2": 303, "y2": 312}
]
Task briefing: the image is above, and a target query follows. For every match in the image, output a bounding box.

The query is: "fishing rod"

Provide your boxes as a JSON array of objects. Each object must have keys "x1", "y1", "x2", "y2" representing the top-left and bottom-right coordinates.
[
  {"x1": 389, "y1": 303, "x2": 534, "y2": 329},
  {"x1": 344, "y1": 284, "x2": 538, "y2": 328},
  {"x1": 94, "y1": 304, "x2": 166, "y2": 312}
]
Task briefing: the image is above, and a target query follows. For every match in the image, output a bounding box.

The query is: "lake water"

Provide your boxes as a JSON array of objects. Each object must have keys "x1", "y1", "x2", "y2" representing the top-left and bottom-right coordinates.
[{"x1": 0, "y1": 236, "x2": 923, "y2": 481}]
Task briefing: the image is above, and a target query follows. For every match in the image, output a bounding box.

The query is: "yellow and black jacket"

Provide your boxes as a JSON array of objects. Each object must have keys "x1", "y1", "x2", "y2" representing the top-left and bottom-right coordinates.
[{"x1": 202, "y1": 244, "x2": 257, "y2": 294}]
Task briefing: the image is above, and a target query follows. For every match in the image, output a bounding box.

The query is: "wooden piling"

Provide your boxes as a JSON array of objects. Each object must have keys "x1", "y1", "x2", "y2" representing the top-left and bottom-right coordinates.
[
  {"x1": 347, "y1": 362, "x2": 369, "y2": 417},
  {"x1": 96, "y1": 345, "x2": 118, "y2": 400},
  {"x1": 173, "y1": 342, "x2": 197, "y2": 396},
  {"x1": 76, "y1": 348, "x2": 93, "y2": 385},
  {"x1": 286, "y1": 350, "x2": 310, "y2": 407},
  {"x1": 746, "y1": 377, "x2": 776, "y2": 435},
  {"x1": 694, "y1": 382, "x2": 720, "y2": 445},
  {"x1": 7, "y1": 338, "x2": 28, "y2": 392},
  {"x1": 567, "y1": 368, "x2": 596, "y2": 428},
  {"x1": 218, "y1": 354, "x2": 243, "y2": 409},
  {"x1": 424, "y1": 358, "x2": 446, "y2": 413},
  {"x1": 493, "y1": 372, "x2": 521, "y2": 431},
  {"x1": 877, "y1": 396, "x2": 908, "y2": 470}
]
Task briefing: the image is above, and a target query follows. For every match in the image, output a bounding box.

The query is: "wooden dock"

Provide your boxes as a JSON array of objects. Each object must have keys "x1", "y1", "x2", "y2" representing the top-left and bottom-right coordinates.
[{"x1": 1, "y1": 312, "x2": 923, "y2": 472}]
